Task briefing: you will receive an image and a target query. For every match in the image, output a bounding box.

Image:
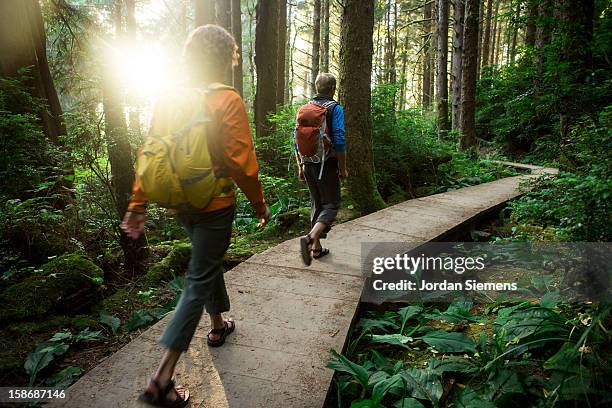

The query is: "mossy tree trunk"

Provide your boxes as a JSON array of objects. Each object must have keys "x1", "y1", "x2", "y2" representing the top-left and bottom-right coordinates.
[
  {"x1": 254, "y1": 0, "x2": 279, "y2": 145},
  {"x1": 321, "y1": 0, "x2": 330, "y2": 72},
  {"x1": 481, "y1": 0, "x2": 493, "y2": 67},
  {"x1": 0, "y1": 0, "x2": 66, "y2": 145},
  {"x1": 451, "y1": 0, "x2": 464, "y2": 130},
  {"x1": 436, "y1": 0, "x2": 450, "y2": 140},
  {"x1": 558, "y1": 0, "x2": 594, "y2": 147},
  {"x1": 524, "y1": 0, "x2": 537, "y2": 47},
  {"x1": 231, "y1": 0, "x2": 244, "y2": 96},
  {"x1": 459, "y1": 0, "x2": 480, "y2": 151},
  {"x1": 422, "y1": 1, "x2": 433, "y2": 109},
  {"x1": 310, "y1": 0, "x2": 321, "y2": 96},
  {"x1": 276, "y1": 0, "x2": 287, "y2": 105},
  {"x1": 338, "y1": 0, "x2": 385, "y2": 215}
]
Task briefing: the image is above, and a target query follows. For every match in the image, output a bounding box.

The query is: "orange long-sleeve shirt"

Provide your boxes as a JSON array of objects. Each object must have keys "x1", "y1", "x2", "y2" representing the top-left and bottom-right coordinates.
[{"x1": 127, "y1": 85, "x2": 266, "y2": 216}]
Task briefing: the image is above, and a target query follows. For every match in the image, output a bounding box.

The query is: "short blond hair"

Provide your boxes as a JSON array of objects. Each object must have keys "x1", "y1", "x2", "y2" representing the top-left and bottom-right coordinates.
[
  {"x1": 183, "y1": 25, "x2": 238, "y2": 79},
  {"x1": 315, "y1": 73, "x2": 336, "y2": 95}
]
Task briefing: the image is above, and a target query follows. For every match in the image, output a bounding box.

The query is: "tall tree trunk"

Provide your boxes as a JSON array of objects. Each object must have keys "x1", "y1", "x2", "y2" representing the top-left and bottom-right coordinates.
[
  {"x1": 558, "y1": 0, "x2": 594, "y2": 143},
  {"x1": 476, "y1": 0, "x2": 484, "y2": 78},
  {"x1": 126, "y1": 0, "x2": 136, "y2": 36},
  {"x1": 215, "y1": 0, "x2": 233, "y2": 85},
  {"x1": 285, "y1": 1, "x2": 292, "y2": 102},
  {"x1": 429, "y1": 2, "x2": 436, "y2": 104},
  {"x1": 0, "y1": 0, "x2": 66, "y2": 145},
  {"x1": 216, "y1": 0, "x2": 231, "y2": 29},
  {"x1": 384, "y1": 0, "x2": 395, "y2": 83},
  {"x1": 254, "y1": 0, "x2": 279, "y2": 142},
  {"x1": 277, "y1": 0, "x2": 287, "y2": 105},
  {"x1": 524, "y1": 0, "x2": 537, "y2": 47},
  {"x1": 321, "y1": 0, "x2": 330, "y2": 72},
  {"x1": 422, "y1": 1, "x2": 433, "y2": 108},
  {"x1": 310, "y1": 0, "x2": 321, "y2": 95},
  {"x1": 247, "y1": 2, "x2": 256, "y2": 103},
  {"x1": 104, "y1": 0, "x2": 147, "y2": 270},
  {"x1": 482, "y1": 0, "x2": 493, "y2": 67},
  {"x1": 534, "y1": 0, "x2": 552, "y2": 88},
  {"x1": 510, "y1": 0, "x2": 520, "y2": 63},
  {"x1": 489, "y1": 0, "x2": 500, "y2": 65},
  {"x1": 338, "y1": 0, "x2": 385, "y2": 214},
  {"x1": 195, "y1": 0, "x2": 215, "y2": 26},
  {"x1": 231, "y1": 0, "x2": 244, "y2": 96},
  {"x1": 391, "y1": 1, "x2": 398, "y2": 84},
  {"x1": 125, "y1": 0, "x2": 141, "y2": 141},
  {"x1": 451, "y1": 0, "x2": 464, "y2": 130},
  {"x1": 495, "y1": 10, "x2": 503, "y2": 64},
  {"x1": 398, "y1": 48, "x2": 408, "y2": 110},
  {"x1": 437, "y1": 0, "x2": 450, "y2": 139},
  {"x1": 460, "y1": 0, "x2": 480, "y2": 151}
]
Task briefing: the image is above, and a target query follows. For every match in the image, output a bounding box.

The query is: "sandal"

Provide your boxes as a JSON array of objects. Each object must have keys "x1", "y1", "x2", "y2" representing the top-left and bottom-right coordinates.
[
  {"x1": 300, "y1": 235, "x2": 313, "y2": 266},
  {"x1": 312, "y1": 247, "x2": 330, "y2": 259},
  {"x1": 138, "y1": 378, "x2": 190, "y2": 408},
  {"x1": 207, "y1": 319, "x2": 235, "y2": 347}
]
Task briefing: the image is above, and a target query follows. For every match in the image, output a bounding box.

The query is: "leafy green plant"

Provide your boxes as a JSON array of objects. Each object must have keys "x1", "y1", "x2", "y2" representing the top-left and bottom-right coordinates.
[
  {"x1": 24, "y1": 328, "x2": 103, "y2": 386},
  {"x1": 99, "y1": 311, "x2": 121, "y2": 335},
  {"x1": 331, "y1": 301, "x2": 611, "y2": 407}
]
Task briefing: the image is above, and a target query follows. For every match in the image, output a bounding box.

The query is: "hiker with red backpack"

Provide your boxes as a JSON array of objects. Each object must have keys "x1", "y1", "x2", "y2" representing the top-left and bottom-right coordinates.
[
  {"x1": 295, "y1": 73, "x2": 348, "y2": 266},
  {"x1": 120, "y1": 25, "x2": 269, "y2": 407}
]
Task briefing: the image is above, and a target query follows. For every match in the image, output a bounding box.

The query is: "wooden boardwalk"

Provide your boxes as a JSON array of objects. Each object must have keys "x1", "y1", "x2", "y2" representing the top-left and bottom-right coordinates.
[{"x1": 56, "y1": 165, "x2": 555, "y2": 408}]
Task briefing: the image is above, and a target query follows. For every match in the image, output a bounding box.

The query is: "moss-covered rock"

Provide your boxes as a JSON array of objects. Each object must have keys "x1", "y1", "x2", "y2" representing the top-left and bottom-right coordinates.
[
  {"x1": 141, "y1": 242, "x2": 191, "y2": 287},
  {"x1": 97, "y1": 241, "x2": 191, "y2": 314},
  {"x1": 7, "y1": 314, "x2": 99, "y2": 336},
  {"x1": 0, "y1": 254, "x2": 104, "y2": 323}
]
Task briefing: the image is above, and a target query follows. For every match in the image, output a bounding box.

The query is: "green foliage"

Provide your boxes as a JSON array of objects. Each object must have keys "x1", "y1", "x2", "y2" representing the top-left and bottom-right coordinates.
[
  {"x1": 371, "y1": 84, "x2": 449, "y2": 200},
  {"x1": 99, "y1": 311, "x2": 121, "y2": 335},
  {"x1": 0, "y1": 74, "x2": 69, "y2": 199},
  {"x1": 420, "y1": 331, "x2": 476, "y2": 353},
  {"x1": 435, "y1": 152, "x2": 519, "y2": 192},
  {"x1": 510, "y1": 172, "x2": 611, "y2": 241},
  {"x1": 46, "y1": 366, "x2": 83, "y2": 388},
  {"x1": 24, "y1": 327, "x2": 102, "y2": 386},
  {"x1": 24, "y1": 342, "x2": 69, "y2": 386},
  {"x1": 0, "y1": 197, "x2": 80, "y2": 261},
  {"x1": 331, "y1": 301, "x2": 611, "y2": 407},
  {"x1": 124, "y1": 309, "x2": 156, "y2": 332},
  {"x1": 264, "y1": 104, "x2": 300, "y2": 175},
  {"x1": 0, "y1": 254, "x2": 104, "y2": 322}
]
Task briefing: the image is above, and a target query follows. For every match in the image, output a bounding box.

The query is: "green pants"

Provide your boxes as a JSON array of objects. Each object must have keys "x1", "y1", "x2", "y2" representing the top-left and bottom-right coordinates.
[{"x1": 159, "y1": 205, "x2": 234, "y2": 352}]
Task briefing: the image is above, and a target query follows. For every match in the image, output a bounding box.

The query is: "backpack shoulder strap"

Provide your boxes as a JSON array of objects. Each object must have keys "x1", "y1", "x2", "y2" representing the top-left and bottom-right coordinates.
[{"x1": 207, "y1": 83, "x2": 238, "y2": 93}]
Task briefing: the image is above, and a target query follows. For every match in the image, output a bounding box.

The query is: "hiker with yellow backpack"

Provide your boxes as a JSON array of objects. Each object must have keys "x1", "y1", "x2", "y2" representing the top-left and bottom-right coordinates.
[
  {"x1": 295, "y1": 73, "x2": 348, "y2": 266},
  {"x1": 120, "y1": 25, "x2": 269, "y2": 408}
]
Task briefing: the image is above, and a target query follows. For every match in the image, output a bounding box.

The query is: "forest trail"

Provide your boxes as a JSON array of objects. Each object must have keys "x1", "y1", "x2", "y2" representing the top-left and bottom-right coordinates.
[{"x1": 55, "y1": 163, "x2": 557, "y2": 408}]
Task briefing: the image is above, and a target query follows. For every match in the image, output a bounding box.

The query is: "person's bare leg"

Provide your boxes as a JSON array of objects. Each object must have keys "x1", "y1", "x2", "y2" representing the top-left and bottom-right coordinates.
[
  {"x1": 308, "y1": 222, "x2": 328, "y2": 252},
  {"x1": 208, "y1": 313, "x2": 226, "y2": 341},
  {"x1": 145, "y1": 349, "x2": 186, "y2": 400}
]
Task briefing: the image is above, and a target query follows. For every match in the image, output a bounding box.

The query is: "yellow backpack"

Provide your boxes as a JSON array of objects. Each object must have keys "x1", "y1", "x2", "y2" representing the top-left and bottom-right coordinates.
[{"x1": 135, "y1": 84, "x2": 235, "y2": 210}]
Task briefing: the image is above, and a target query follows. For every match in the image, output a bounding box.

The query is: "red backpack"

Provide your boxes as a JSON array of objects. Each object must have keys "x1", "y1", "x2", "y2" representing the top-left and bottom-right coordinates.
[{"x1": 294, "y1": 100, "x2": 337, "y2": 179}]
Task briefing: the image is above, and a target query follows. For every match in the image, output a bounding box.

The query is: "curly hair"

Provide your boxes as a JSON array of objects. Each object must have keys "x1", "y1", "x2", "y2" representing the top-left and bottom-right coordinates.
[{"x1": 183, "y1": 25, "x2": 238, "y2": 81}]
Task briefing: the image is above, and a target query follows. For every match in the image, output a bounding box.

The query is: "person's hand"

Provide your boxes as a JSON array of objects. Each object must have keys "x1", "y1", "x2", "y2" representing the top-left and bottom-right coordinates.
[
  {"x1": 339, "y1": 167, "x2": 349, "y2": 180},
  {"x1": 257, "y1": 205, "x2": 271, "y2": 228},
  {"x1": 298, "y1": 166, "x2": 306, "y2": 183},
  {"x1": 120, "y1": 211, "x2": 146, "y2": 240}
]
